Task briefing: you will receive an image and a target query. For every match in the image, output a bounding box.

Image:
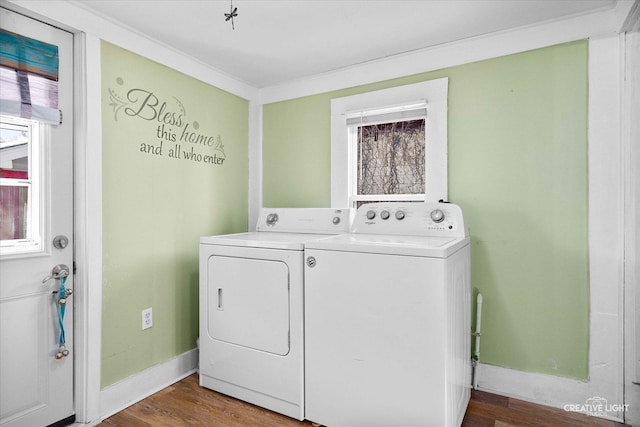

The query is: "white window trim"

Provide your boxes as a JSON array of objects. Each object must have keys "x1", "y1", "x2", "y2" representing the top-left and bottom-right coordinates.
[{"x1": 330, "y1": 78, "x2": 448, "y2": 208}]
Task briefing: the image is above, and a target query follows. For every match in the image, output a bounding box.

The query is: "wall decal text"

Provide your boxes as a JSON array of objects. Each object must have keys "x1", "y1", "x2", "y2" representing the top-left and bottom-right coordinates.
[{"x1": 107, "y1": 79, "x2": 226, "y2": 166}]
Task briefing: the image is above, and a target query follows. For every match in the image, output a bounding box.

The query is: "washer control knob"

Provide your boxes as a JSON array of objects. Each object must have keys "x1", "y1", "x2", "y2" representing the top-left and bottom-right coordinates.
[
  {"x1": 380, "y1": 210, "x2": 390, "y2": 220},
  {"x1": 430, "y1": 209, "x2": 445, "y2": 223},
  {"x1": 266, "y1": 213, "x2": 279, "y2": 226},
  {"x1": 332, "y1": 216, "x2": 341, "y2": 225},
  {"x1": 366, "y1": 210, "x2": 376, "y2": 220},
  {"x1": 306, "y1": 256, "x2": 316, "y2": 268},
  {"x1": 395, "y1": 210, "x2": 405, "y2": 220}
]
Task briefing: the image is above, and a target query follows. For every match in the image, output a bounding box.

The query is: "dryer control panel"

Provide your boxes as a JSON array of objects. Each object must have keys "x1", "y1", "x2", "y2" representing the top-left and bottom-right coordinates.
[
  {"x1": 352, "y1": 202, "x2": 466, "y2": 237},
  {"x1": 256, "y1": 208, "x2": 353, "y2": 234}
]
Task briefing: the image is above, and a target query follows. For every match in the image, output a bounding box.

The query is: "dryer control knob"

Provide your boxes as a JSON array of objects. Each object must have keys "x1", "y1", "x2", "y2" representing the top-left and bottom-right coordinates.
[
  {"x1": 332, "y1": 216, "x2": 341, "y2": 225},
  {"x1": 366, "y1": 210, "x2": 376, "y2": 220},
  {"x1": 380, "y1": 210, "x2": 390, "y2": 220},
  {"x1": 395, "y1": 210, "x2": 405, "y2": 220},
  {"x1": 306, "y1": 256, "x2": 316, "y2": 268},
  {"x1": 430, "y1": 209, "x2": 445, "y2": 223}
]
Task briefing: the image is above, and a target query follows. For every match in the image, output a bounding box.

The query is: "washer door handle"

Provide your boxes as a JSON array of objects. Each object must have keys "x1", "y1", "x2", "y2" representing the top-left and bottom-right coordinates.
[
  {"x1": 217, "y1": 288, "x2": 223, "y2": 310},
  {"x1": 306, "y1": 256, "x2": 316, "y2": 268}
]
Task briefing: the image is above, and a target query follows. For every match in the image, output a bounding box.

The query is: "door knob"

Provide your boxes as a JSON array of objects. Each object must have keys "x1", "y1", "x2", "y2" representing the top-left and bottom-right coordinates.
[
  {"x1": 42, "y1": 264, "x2": 70, "y2": 283},
  {"x1": 53, "y1": 235, "x2": 69, "y2": 249}
]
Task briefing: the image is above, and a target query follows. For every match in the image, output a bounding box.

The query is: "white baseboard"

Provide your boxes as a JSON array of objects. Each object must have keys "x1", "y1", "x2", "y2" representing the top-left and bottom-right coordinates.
[
  {"x1": 98, "y1": 348, "x2": 198, "y2": 422},
  {"x1": 85, "y1": 353, "x2": 631, "y2": 425},
  {"x1": 476, "y1": 363, "x2": 624, "y2": 423}
]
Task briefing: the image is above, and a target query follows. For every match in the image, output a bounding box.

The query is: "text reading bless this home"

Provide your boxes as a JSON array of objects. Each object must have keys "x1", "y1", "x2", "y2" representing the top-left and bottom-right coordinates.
[{"x1": 108, "y1": 80, "x2": 227, "y2": 166}]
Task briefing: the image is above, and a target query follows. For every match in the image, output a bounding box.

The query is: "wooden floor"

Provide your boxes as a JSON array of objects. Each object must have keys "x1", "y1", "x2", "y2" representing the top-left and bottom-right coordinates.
[{"x1": 98, "y1": 374, "x2": 624, "y2": 427}]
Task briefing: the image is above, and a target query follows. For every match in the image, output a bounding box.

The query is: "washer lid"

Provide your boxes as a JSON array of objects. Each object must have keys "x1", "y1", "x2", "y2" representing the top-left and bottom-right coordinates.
[
  {"x1": 200, "y1": 231, "x2": 333, "y2": 250},
  {"x1": 305, "y1": 233, "x2": 470, "y2": 257}
]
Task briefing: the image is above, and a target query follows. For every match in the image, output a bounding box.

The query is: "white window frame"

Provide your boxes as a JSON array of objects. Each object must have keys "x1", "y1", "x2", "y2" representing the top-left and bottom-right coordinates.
[
  {"x1": 0, "y1": 115, "x2": 45, "y2": 257},
  {"x1": 330, "y1": 78, "x2": 448, "y2": 208}
]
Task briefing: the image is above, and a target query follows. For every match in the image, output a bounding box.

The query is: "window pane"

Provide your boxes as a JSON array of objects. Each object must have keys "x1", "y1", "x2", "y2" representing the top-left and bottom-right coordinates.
[
  {"x1": 357, "y1": 119, "x2": 425, "y2": 196},
  {"x1": 0, "y1": 185, "x2": 28, "y2": 240},
  {"x1": 1, "y1": 116, "x2": 39, "y2": 252},
  {"x1": 0, "y1": 121, "x2": 29, "y2": 179}
]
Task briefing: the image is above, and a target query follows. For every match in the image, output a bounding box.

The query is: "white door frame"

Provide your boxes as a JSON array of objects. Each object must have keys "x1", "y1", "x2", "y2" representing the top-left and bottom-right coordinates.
[
  {"x1": 623, "y1": 30, "x2": 640, "y2": 427},
  {"x1": 72, "y1": 32, "x2": 103, "y2": 423}
]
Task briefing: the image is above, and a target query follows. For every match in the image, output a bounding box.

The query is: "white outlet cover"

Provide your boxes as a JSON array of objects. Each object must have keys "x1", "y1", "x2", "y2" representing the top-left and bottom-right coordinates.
[{"x1": 142, "y1": 307, "x2": 152, "y2": 330}]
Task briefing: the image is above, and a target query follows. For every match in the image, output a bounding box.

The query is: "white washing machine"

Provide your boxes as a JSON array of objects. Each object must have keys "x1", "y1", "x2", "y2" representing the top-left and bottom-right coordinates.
[
  {"x1": 304, "y1": 202, "x2": 471, "y2": 427},
  {"x1": 198, "y1": 208, "x2": 352, "y2": 420}
]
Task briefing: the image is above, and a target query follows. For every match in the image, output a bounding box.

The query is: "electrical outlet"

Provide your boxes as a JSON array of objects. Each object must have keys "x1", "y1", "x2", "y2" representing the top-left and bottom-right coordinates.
[{"x1": 142, "y1": 307, "x2": 153, "y2": 330}]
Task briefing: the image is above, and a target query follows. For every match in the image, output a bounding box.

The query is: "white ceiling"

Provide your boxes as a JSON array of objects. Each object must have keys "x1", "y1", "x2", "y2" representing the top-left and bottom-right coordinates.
[{"x1": 75, "y1": 0, "x2": 617, "y2": 88}]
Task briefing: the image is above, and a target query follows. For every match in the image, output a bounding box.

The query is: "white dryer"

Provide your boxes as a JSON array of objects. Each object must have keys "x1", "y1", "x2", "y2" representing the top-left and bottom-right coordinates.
[
  {"x1": 198, "y1": 208, "x2": 351, "y2": 420},
  {"x1": 304, "y1": 202, "x2": 471, "y2": 427}
]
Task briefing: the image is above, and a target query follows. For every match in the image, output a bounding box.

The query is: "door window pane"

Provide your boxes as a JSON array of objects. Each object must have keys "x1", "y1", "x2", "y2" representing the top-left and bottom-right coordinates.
[
  {"x1": 0, "y1": 185, "x2": 28, "y2": 240},
  {"x1": 0, "y1": 116, "x2": 41, "y2": 254},
  {"x1": 0, "y1": 123, "x2": 29, "y2": 178}
]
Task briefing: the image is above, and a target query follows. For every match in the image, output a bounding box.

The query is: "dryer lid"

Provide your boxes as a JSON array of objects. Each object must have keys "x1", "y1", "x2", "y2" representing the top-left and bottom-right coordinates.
[{"x1": 200, "y1": 231, "x2": 334, "y2": 250}]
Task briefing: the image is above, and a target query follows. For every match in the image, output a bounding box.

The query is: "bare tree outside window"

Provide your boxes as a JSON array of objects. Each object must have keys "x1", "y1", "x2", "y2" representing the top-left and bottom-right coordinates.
[
  {"x1": 332, "y1": 79, "x2": 447, "y2": 209},
  {"x1": 357, "y1": 119, "x2": 425, "y2": 197}
]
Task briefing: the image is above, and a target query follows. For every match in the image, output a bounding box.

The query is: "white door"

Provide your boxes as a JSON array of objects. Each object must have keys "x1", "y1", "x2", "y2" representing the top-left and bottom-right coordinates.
[{"x1": 0, "y1": 8, "x2": 74, "y2": 427}]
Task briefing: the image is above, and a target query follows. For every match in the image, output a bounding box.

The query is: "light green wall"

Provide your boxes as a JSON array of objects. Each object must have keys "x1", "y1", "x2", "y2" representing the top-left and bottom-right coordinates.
[
  {"x1": 101, "y1": 42, "x2": 249, "y2": 387},
  {"x1": 263, "y1": 41, "x2": 589, "y2": 379}
]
